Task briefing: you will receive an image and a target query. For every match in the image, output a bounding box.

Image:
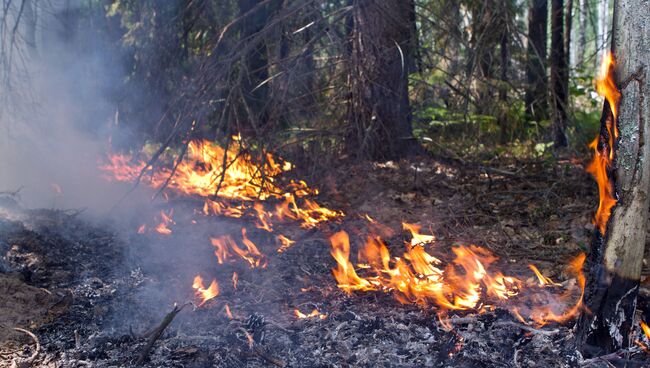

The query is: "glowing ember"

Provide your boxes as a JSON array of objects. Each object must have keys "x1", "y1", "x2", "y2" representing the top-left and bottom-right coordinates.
[
  {"x1": 232, "y1": 272, "x2": 238, "y2": 290},
  {"x1": 225, "y1": 304, "x2": 234, "y2": 319},
  {"x1": 294, "y1": 308, "x2": 327, "y2": 319},
  {"x1": 587, "y1": 52, "x2": 621, "y2": 234},
  {"x1": 192, "y1": 275, "x2": 219, "y2": 306},
  {"x1": 330, "y1": 227, "x2": 586, "y2": 326}
]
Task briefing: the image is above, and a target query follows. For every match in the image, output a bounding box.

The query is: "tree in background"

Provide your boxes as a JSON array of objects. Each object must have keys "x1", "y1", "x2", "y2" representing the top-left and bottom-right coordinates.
[
  {"x1": 347, "y1": 0, "x2": 422, "y2": 160},
  {"x1": 550, "y1": 0, "x2": 569, "y2": 147},
  {"x1": 525, "y1": 0, "x2": 548, "y2": 122}
]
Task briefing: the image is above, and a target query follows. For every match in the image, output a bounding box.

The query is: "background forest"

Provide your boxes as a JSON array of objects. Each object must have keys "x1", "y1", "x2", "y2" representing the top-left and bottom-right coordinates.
[{"x1": 0, "y1": 0, "x2": 614, "y2": 168}]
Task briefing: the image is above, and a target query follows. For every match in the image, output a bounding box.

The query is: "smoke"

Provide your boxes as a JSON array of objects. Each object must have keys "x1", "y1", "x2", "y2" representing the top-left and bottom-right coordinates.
[{"x1": 0, "y1": 0, "x2": 145, "y2": 214}]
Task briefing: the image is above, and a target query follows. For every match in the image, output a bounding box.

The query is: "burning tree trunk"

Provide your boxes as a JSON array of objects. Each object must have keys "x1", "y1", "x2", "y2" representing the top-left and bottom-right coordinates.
[
  {"x1": 347, "y1": 0, "x2": 422, "y2": 160},
  {"x1": 576, "y1": 0, "x2": 650, "y2": 355}
]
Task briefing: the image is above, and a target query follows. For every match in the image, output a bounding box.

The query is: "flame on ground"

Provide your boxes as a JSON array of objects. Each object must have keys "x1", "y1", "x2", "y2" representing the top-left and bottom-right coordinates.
[
  {"x1": 294, "y1": 308, "x2": 327, "y2": 319},
  {"x1": 192, "y1": 275, "x2": 219, "y2": 306},
  {"x1": 154, "y1": 209, "x2": 175, "y2": 235},
  {"x1": 330, "y1": 224, "x2": 586, "y2": 327},
  {"x1": 587, "y1": 52, "x2": 621, "y2": 235},
  {"x1": 210, "y1": 228, "x2": 267, "y2": 268},
  {"x1": 100, "y1": 137, "x2": 343, "y2": 230}
]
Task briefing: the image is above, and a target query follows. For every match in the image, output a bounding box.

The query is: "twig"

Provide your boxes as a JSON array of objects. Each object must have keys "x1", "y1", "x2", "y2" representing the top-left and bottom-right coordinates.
[
  {"x1": 491, "y1": 321, "x2": 560, "y2": 336},
  {"x1": 579, "y1": 346, "x2": 642, "y2": 366},
  {"x1": 135, "y1": 303, "x2": 189, "y2": 365},
  {"x1": 252, "y1": 346, "x2": 285, "y2": 367},
  {"x1": 11, "y1": 327, "x2": 40, "y2": 368}
]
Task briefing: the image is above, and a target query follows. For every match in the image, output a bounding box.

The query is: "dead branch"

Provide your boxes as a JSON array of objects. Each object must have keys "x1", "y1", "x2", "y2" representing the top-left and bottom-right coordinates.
[
  {"x1": 135, "y1": 302, "x2": 189, "y2": 366},
  {"x1": 579, "y1": 347, "x2": 642, "y2": 366},
  {"x1": 11, "y1": 327, "x2": 40, "y2": 368}
]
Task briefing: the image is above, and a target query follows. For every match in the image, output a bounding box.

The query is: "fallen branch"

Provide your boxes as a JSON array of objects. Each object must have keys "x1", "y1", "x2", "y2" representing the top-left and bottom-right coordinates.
[
  {"x1": 11, "y1": 327, "x2": 40, "y2": 368},
  {"x1": 135, "y1": 303, "x2": 189, "y2": 365},
  {"x1": 252, "y1": 346, "x2": 285, "y2": 367},
  {"x1": 491, "y1": 321, "x2": 560, "y2": 336},
  {"x1": 579, "y1": 346, "x2": 642, "y2": 366}
]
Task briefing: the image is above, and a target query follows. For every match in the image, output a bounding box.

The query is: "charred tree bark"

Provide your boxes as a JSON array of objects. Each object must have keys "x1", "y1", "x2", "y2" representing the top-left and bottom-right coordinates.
[
  {"x1": 577, "y1": 0, "x2": 650, "y2": 355},
  {"x1": 550, "y1": 0, "x2": 569, "y2": 147},
  {"x1": 347, "y1": 0, "x2": 422, "y2": 160},
  {"x1": 525, "y1": 0, "x2": 548, "y2": 121}
]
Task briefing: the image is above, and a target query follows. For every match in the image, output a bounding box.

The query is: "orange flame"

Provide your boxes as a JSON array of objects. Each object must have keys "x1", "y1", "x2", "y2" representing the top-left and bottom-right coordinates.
[
  {"x1": 294, "y1": 308, "x2": 327, "y2": 319},
  {"x1": 210, "y1": 228, "x2": 267, "y2": 268},
  {"x1": 642, "y1": 321, "x2": 650, "y2": 339},
  {"x1": 154, "y1": 209, "x2": 175, "y2": 235},
  {"x1": 100, "y1": 138, "x2": 343, "y2": 231},
  {"x1": 276, "y1": 234, "x2": 295, "y2": 253},
  {"x1": 587, "y1": 52, "x2": 621, "y2": 234},
  {"x1": 192, "y1": 275, "x2": 219, "y2": 306},
  {"x1": 232, "y1": 272, "x2": 238, "y2": 290},
  {"x1": 330, "y1": 228, "x2": 586, "y2": 327}
]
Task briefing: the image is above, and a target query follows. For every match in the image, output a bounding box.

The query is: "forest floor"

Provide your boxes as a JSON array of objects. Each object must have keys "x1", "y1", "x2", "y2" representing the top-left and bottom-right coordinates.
[{"x1": 1, "y1": 153, "x2": 650, "y2": 367}]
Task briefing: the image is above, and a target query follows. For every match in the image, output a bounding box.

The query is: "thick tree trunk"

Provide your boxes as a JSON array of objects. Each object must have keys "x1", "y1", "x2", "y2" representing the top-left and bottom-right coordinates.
[
  {"x1": 551, "y1": 0, "x2": 569, "y2": 147},
  {"x1": 239, "y1": 0, "x2": 278, "y2": 133},
  {"x1": 577, "y1": 0, "x2": 650, "y2": 355},
  {"x1": 525, "y1": 0, "x2": 548, "y2": 121},
  {"x1": 347, "y1": 0, "x2": 422, "y2": 160}
]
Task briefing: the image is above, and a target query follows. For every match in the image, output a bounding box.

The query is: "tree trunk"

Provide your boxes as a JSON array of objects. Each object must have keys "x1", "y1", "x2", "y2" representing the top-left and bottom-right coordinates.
[
  {"x1": 564, "y1": 0, "x2": 573, "y2": 73},
  {"x1": 575, "y1": 0, "x2": 586, "y2": 67},
  {"x1": 576, "y1": 0, "x2": 650, "y2": 355},
  {"x1": 347, "y1": 0, "x2": 422, "y2": 160},
  {"x1": 525, "y1": 0, "x2": 548, "y2": 121},
  {"x1": 597, "y1": 0, "x2": 608, "y2": 63},
  {"x1": 239, "y1": 0, "x2": 278, "y2": 133},
  {"x1": 550, "y1": 0, "x2": 568, "y2": 147}
]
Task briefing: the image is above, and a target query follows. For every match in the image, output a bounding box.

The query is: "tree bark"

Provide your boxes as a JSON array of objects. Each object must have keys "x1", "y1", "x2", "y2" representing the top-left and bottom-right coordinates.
[
  {"x1": 577, "y1": 0, "x2": 650, "y2": 355},
  {"x1": 525, "y1": 0, "x2": 548, "y2": 121},
  {"x1": 550, "y1": 0, "x2": 569, "y2": 147},
  {"x1": 575, "y1": 0, "x2": 586, "y2": 68},
  {"x1": 239, "y1": 0, "x2": 279, "y2": 133},
  {"x1": 597, "y1": 0, "x2": 609, "y2": 63},
  {"x1": 347, "y1": 0, "x2": 422, "y2": 160},
  {"x1": 564, "y1": 0, "x2": 573, "y2": 73}
]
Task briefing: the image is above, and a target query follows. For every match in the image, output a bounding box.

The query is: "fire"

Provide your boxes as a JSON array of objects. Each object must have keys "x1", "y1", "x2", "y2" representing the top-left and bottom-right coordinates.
[
  {"x1": 192, "y1": 275, "x2": 219, "y2": 306},
  {"x1": 232, "y1": 272, "x2": 238, "y2": 290},
  {"x1": 100, "y1": 138, "x2": 343, "y2": 231},
  {"x1": 528, "y1": 264, "x2": 561, "y2": 286},
  {"x1": 294, "y1": 308, "x2": 327, "y2": 319},
  {"x1": 642, "y1": 321, "x2": 650, "y2": 340},
  {"x1": 587, "y1": 52, "x2": 621, "y2": 234},
  {"x1": 154, "y1": 209, "x2": 175, "y2": 235},
  {"x1": 330, "y1": 226, "x2": 586, "y2": 327},
  {"x1": 276, "y1": 234, "x2": 295, "y2": 253},
  {"x1": 210, "y1": 228, "x2": 267, "y2": 268}
]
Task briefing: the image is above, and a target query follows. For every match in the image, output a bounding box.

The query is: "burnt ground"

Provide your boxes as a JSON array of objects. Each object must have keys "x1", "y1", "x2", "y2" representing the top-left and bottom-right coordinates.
[{"x1": 1, "y1": 155, "x2": 650, "y2": 367}]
